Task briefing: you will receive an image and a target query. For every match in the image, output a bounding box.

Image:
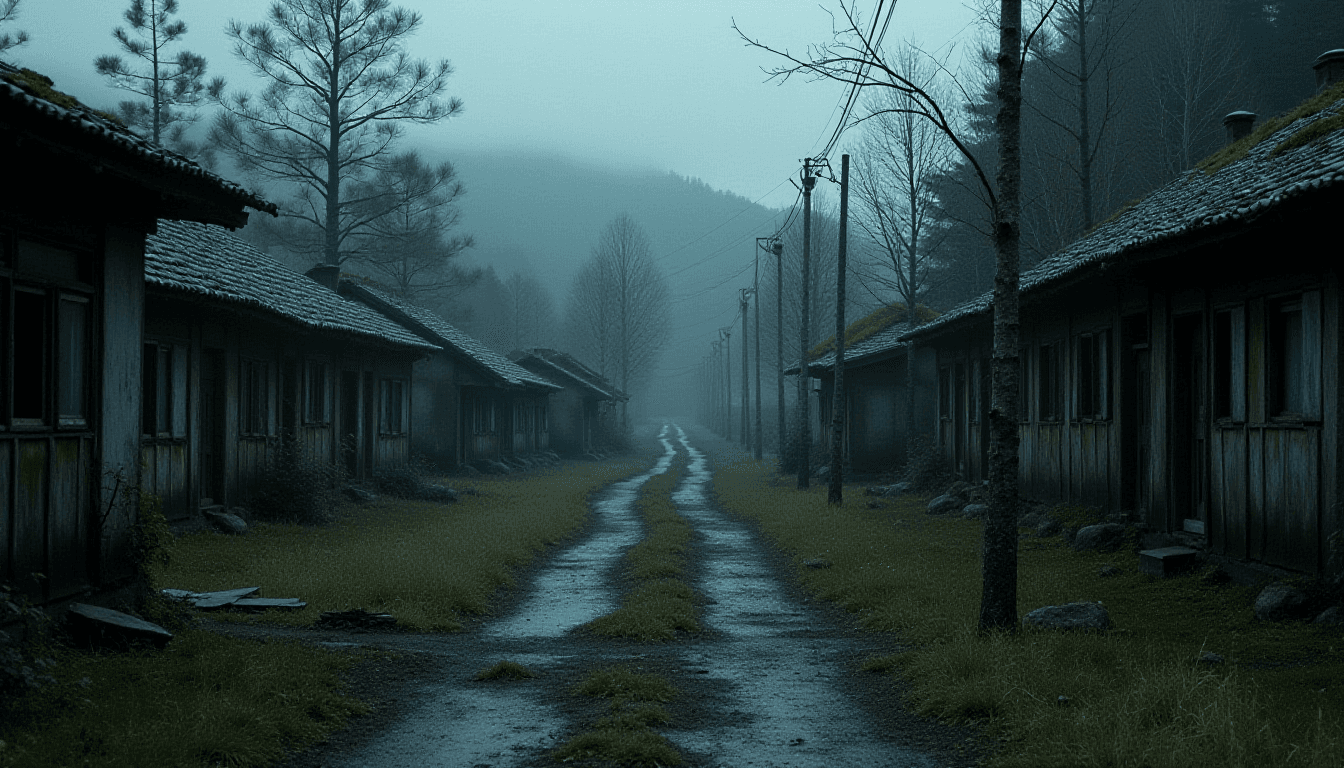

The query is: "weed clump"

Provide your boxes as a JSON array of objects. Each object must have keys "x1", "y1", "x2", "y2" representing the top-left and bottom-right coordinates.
[
  {"x1": 901, "y1": 433, "x2": 952, "y2": 493},
  {"x1": 556, "y1": 665, "x2": 683, "y2": 766},
  {"x1": 249, "y1": 436, "x2": 343, "y2": 524},
  {"x1": 474, "y1": 660, "x2": 539, "y2": 681}
]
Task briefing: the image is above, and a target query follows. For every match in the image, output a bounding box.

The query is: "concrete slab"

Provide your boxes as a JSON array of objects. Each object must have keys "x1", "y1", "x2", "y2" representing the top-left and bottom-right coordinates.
[{"x1": 1139, "y1": 547, "x2": 1200, "y2": 578}]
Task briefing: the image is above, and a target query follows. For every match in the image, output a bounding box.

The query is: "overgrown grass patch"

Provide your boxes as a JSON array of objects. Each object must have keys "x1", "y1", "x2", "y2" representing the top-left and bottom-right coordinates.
[
  {"x1": 554, "y1": 665, "x2": 682, "y2": 766},
  {"x1": 474, "y1": 660, "x2": 539, "y2": 680},
  {"x1": 0, "y1": 627, "x2": 365, "y2": 768},
  {"x1": 164, "y1": 458, "x2": 647, "y2": 631},
  {"x1": 585, "y1": 456, "x2": 701, "y2": 641},
  {"x1": 712, "y1": 453, "x2": 1344, "y2": 767}
]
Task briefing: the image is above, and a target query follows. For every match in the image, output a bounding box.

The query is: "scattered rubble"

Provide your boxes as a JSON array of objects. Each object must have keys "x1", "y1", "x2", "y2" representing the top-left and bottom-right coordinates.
[
  {"x1": 1254, "y1": 583, "x2": 1311, "y2": 622},
  {"x1": 162, "y1": 587, "x2": 305, "y2": 612},
  {"x1": 1022, "y1": 601, "x2": 1111, "y2": 632}
]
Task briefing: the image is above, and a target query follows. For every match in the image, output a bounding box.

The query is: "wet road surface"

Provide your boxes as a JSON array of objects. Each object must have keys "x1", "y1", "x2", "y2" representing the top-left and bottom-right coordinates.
[{"x1": 298, "y1": 422, "x2": 947, "y2": 767}]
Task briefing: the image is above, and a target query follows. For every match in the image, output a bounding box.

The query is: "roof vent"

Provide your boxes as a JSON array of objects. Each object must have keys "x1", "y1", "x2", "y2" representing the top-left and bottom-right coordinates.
[
  {"x1": 305, "y1": 264, "x2": 340, "y2": 291},
  {"x1": 1223, "y1": 111, "x2": 1256, "y2": 144},
  {"x1": 1314, "y1": 49, "x2": 1344, "y2": 92}
]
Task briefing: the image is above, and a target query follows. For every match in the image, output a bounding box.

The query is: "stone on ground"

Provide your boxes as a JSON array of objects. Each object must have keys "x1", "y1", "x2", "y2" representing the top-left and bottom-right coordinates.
[
  {"x1": 1035, "y1": 517, "x2": 1062, "y2": 538},
  {"x1": 1098, "y1": 564, "x2": 1122, "y2": 578},
  {"x1": 66, "y1": 603, "x2": 173, "y2": 649},
  {"x1": 926, "y1": 494, "x2": 961, "y2": 515},
  {"x1": 961, "y1": 503, "x2": 989, "y2": 519},
  {"x1": 203, "y1": 507, "x2": 248, "y2": 535},
  {"x1": 1314, "y1": 606, "x2": 1343, "y2": 625},
  {"x1": 1022, "y1": 601, "x2": 1111, "y2": 632},
  {"x1": 1254, "y1": 583, "x2": 1310, "y2": 621},
  {"x1": 1073, "y1": 523, "x2": 1127, "y2": 552}
]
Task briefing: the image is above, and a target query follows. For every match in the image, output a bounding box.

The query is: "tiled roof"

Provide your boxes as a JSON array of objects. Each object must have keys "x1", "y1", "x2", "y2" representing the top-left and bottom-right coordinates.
[
  {"x1": 341, "y1": 282, "x2": 560, "y2": 391},
  {"x1": 513, "y1": 348, "x2": 628, "y2": 401},
  {"x1": 0, "y1": 62, "x2": 275, "y2": 222},
  {"x1": 145, "y1": 220, "x2": 439, "y2": 352},
  {"x1": 795, "y1": 322, "x2": 914, "y2": 376},
  {"x1": 903, "y1": 88, "x2": 1344, "y2": 342}
]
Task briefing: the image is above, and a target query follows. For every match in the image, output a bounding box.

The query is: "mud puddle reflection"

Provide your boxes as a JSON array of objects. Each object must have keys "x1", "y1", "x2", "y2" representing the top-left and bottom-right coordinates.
[
  {"x1": 329, "y1": 431, "x2": 677, "y2": 768},
  {"x1": 669, "y1": 425, "x2": 935, "y2": 768}
]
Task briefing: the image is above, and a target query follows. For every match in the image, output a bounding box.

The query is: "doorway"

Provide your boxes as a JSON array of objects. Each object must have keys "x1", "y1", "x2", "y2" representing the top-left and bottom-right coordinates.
[{"x1": 1172, "y1": 314, "x2": 1207, "y2": 533}]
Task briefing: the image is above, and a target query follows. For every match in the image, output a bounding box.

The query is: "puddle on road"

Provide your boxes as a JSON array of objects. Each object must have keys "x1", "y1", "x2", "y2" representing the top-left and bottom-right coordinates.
[
  {"x1": 485, "y1": 430, "x2": 676, "y2": 638},
  {"x1": 669, "y1": 426, "x2": 937, "y2": 768},
  {"x1": 332, "y1": 430, "x2": 677, "y2": 768}
]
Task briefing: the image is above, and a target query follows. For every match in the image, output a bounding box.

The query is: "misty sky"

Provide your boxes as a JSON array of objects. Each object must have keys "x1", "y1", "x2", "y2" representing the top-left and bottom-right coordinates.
[{"x1": 16, "y1": 0, "x2": 979, "y2": 209}]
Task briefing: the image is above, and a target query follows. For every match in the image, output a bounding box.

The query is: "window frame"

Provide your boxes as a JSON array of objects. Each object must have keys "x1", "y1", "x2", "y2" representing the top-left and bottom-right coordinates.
[
  {"x1": 304, "y1": 360, "x2": 329, "y2": 425},
  {"x1": 380, "y1": 378, "x2": 407, "y2": 436},
  {"x1": 1267, "y1": 292, "x2": 1321, "y2": 422},
  {"x1": 1037, "y1": 340, "x2": 1062, "y2": 422},
  {"x1": 240, "y1": 357, "x2": 271, "y2": 437}
]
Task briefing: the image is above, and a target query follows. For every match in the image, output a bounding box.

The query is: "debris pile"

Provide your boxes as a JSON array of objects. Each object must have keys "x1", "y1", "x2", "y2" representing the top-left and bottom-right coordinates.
[{"x1": 161, "y1": 586, "x2": 306, "y2": 612}]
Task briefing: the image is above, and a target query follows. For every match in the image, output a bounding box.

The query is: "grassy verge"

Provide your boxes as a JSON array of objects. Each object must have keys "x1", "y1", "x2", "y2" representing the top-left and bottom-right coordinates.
[
  {"x1": 164, "y1": 458, "x2": 647, "y2": 630},
  {"x1": 586, "y1": 452, "x2": 701, "y2": 641},
  {"x1": 712, "y1": 453, "x2": 1344, "y2": 768},
  {"x1": 553, "y1": 665, "x2": 682, "y2": 766},
  {"x1": 0, "y1": 627, "x2": 365, "y2": 768}
]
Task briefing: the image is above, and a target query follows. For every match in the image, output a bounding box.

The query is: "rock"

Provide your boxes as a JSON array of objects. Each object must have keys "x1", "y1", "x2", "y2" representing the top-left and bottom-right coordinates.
[
  {"x1": 961, "y1": 503, "x2": 989, "y2": 519},
  {"x1": 926, "y1": 494, "x2": 962, "y2": 515},
  {"x1": 459, "y1": 464, "x2": 482, "y2": 477},
  {"x1": 1073, "y1": 523, "x2": 1127, "y2": 552},
  {"x1": 418, "y1": 485, "x2": 460, "y2": 503},
  {"x1": 814, "y1": 465, "x2": 830, "y2": 479},
  {"x1": 1196, "y1": 651, "x2": 1225, "y2": 665},
  {"x1": 66, "y1": 603, "x2": 173, "y2": 649},
  {"x1": 344, "y1": 486, "x2": 378, "y2": 504},
  {"x1": 203, "y1": 507, "x2": 248, "y2": 535},
  {"x1": 889, "y1": 481, "x2": 913, "y2": 495},
  {"x1": 803, "y1": 558, "x2": 833, "y2": 569},
  {"x1": 1019, "y1": 512, "x2": 1045, "y2": 529},
  {"x1": 866, "y1": 500, "x2": 883, "y2": 509},
  {"x1": 316, "y1": 608, "x2": 397, "y2": 630},
  {"x1": 863, "y1": 486, "x2": 885, "y2": 497},
  {"x1": 1022, "y1": 601, "x2": 1111, "y2": 632},
  {"x1": 1254, "y1": 583, "x2": 1310, "y2": 621},
  {"x1": 1035, "y1": 517, "x2": 1062, "y2": 538},
  {"x1": 1098, "y1": 564, "x2": 1123, "y2": 578},
  {"x1": 945, "y1": 481, "x2": 975, "y2": 500},
  {"x1": 489, "y1": 461, "x2": 513, "y2": 475},
  {"x1": 1314, "y1": 606, "x2": 1344, "y2": 626}
]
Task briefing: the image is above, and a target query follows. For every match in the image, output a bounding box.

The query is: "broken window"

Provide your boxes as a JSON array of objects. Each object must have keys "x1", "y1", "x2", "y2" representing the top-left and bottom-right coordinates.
[
  {"x1": 240, "y1": 358, "x2": 270, "y2": 436},
  {"x1": 13, "y1": 288, "x2": 46, "y2": 424},
  {"x1": 1269, "y1": 292, "x2": 1321, "y2": 420},
  {"x1": 305, "y1": 361, "x2": 328, "y2": 424},
  {"x1": 142, "y1": 341, "x2": 187, "y2": 437},
  {"x1": 380, "y1": 378, "x2": 406, "y2": 435}
]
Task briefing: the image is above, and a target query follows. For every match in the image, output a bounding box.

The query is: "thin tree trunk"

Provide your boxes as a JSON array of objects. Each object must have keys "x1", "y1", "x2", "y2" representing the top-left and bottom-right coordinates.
[
  {"x1": 1076, "y1": 1, "x2": 1094, "y2": 229},
  {"x1": 981, "y1": 0, "x2": 1024, "y2": 634}
]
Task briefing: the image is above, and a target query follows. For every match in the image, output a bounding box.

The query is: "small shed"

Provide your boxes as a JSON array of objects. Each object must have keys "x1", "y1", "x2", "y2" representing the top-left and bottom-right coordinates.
[
  {"x1": 790, "y1": 308, "x2": 936, "y2": 474},
  {"x1": 340, "y1": 282, "x2": 561, "y2": 469},
  {"x1": 0, "y1": 64, "x2": 274, "y2": 602},
  {"x1": 903, "y1": 73, "x2": 1344, "y2": 574},
  {"x1": 511, "y1": 349, "x2": 628, "y2": 456},
  {"x1": 142, "y1": 221, "x2": 439, "y2": 521}
]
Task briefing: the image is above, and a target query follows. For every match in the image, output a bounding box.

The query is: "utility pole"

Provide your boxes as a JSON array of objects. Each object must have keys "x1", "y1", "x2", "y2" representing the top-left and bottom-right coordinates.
[
  {"x1": 769, "y1": 237, "x2": 785, "y2": 462},
  {"x1": 740, "y1": 287, "x2": 752, "y2": 448},
  {"x1": 753, "y1": 242, "x2": 765, "y2": 460},
  {"x1": 721, "y1": 326, "x2": 732, "y2": 441},
  {"x1": 829, "y1": 154, "x2": 850, "y2": 505},
  {"x1": 797, "y1": 158, "x2": 816, "y2": 490}
]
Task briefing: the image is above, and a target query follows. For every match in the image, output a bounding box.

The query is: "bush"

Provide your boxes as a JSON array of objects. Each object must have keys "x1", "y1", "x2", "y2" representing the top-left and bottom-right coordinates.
[
  {"x1": 0, "y1": 583, "x2": 57, "y2": 708},
  {"x1": 249, "y1": 436, "x2": 343, "y2": 524},
  {"x1": 901, "y1": 433, "x2": 952, "y2": 493}
]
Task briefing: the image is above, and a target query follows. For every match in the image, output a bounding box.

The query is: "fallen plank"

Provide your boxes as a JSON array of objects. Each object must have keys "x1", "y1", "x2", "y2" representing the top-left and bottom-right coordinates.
[{"x1": 231, "y1": 598, "x2": 307, "y2": 611}]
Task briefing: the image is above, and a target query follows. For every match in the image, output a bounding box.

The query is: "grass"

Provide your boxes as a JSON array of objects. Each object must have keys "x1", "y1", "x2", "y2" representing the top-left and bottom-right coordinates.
[
  {"x1": 474, "y1": 660, "x2": 539, "y2": 680},
  {"x1": 711, "y1": 453, "x2": 1344, "y2": 768},
  {"x1": 586, "y1": 453, "x2": 701, "y2": 642},
  {"x1": 164, "y1": 458, "x2": 647, "y2": 631},
  {"x1": 0, "y1": 627, "x2": 365, "y2": 768},
  {"x1": 554, "y1": 665, "x2": 682, "y2": 766}
]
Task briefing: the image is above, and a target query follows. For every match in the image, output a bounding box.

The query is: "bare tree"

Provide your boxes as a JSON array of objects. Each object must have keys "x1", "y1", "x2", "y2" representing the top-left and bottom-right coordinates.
[
  {"x1": 1142, "y1": 0, "x2": 1247, "y2": 177},
  {"x1": 503, "y1": 271, "x2": 558, "y2": 352},
  {"x1": 738, "y1": 0, "x2": 1048, "y2": 631},
  {"x1": 211, "y1": 0, "x2": 460, "y2": 268},
  {"x1": 566, "y1": 215, "x2": 671, "y2": 424},
  {"x1": 95, "y1": 0, "x2": 222, "y2": 153},
  {"x1": 0, "y1": 0, "x2": 29, "y2": 55},
  {"x1": 349, "y1": 150, "x2": 473, "y2": 301}
]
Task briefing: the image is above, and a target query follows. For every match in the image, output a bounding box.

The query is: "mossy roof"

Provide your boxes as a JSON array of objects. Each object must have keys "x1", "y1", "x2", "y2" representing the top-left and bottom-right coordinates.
[
  {"x1": 788, "y1": 303, "x2": 936, "y2": 375},
  {"x1": 513, "y1": 348, "x2": 628, "y2": 401},
  {"x1": 0, "y1": 61, "x2": 275, "y2": 223},
  {"x1": 145, "y1": 220, "x2": 438, "y2": 351},
  {"x1": 903, "y1": 81, "x2": 1344, "y2": 343}
]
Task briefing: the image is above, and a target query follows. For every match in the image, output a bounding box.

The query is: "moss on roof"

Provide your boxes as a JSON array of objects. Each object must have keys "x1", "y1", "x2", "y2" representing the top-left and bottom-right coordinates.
[
  {"x1": 2, "y1": 68, "x2": 125, "y2": 126},
  {"x1": 1197, "y1": 78, "x2": 1344, "y2": 175},
  {"x1": 807, "y1": 302, "x2": 938, "y2": 361}
]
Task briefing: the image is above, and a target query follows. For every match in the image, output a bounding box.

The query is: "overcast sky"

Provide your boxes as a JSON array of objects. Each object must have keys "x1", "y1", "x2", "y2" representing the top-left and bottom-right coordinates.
[{"x1": 15, "y1": 0, "x2": 980, "y2": 209}]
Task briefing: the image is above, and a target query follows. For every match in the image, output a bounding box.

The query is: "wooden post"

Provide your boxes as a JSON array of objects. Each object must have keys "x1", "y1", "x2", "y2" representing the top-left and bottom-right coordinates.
[{"x1": 829, "y1": 154, "x2": 849, "y2": 505}]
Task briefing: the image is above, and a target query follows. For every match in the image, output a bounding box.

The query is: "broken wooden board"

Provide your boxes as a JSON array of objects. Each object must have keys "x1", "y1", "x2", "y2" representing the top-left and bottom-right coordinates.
[
  {"x1": 186, "y1": 587, "x2": 262, "y2": 609},
  {"x1": 231, "y1": 598, "x2": 307, "y2": 611},
  {"x1": 66, "y1": 603, "x2": 173, "y2": 649}
]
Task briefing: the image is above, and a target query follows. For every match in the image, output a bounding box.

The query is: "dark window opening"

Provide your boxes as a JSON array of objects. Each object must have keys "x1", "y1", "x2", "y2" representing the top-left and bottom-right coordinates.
[
  {"x1": 57, "y1": 296, "x2": 88, "y2": 425},
  {"x1": 1076, "y1": 330, "x2": 1110, "y2": 420},
  {"x1": 380, "y1": 378, "x2": 406, "y2": 435},
  {"x1": 305, "y1": 361, "x2": 327, "y2": 424},
  {"x1": 1212, "y1": 309, "x2": 1246, "y2": 420},
  {"x1": 1038, "y1": 342, "x2": 1061, "y2": 421},
  {"x1": 1270, "y1": 300, "x2": 1305, "y2": 418},
  {"x1": 14, "y1": 289, "x2": 48, "y2": 423},
  {"x1": 241, "y1": 358, "x2": 270, "y2": 436},
  {"x1": 938, "y1": 367, "x2": 951, "y2": 420}
]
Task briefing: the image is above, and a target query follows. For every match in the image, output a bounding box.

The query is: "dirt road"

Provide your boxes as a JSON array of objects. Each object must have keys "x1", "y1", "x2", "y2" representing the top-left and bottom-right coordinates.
[{"x1": 233, "y1": 422, "x2": 987, "y2": 767}]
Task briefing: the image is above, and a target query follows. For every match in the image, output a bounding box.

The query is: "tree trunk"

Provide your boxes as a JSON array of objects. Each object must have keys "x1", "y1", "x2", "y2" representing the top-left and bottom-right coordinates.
[
  {"x1": 1076, "y1": 0, "x2": 1094, "y2": 229},
  {"x1": 980, "y1": 0, "x2": 1024, "y2": 634},
  {"x1": 325, "y1": 20, "x2": 342, "y2": 268}
]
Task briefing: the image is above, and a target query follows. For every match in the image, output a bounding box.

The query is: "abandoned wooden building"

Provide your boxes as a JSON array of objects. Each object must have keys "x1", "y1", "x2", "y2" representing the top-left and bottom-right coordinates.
[
  {"x1": 142, "y1": 221, "x2": 440, "y2": 523},
  {"x1": 790, "y1": 307, "x2": 936, "y2": 474},
  {"x1": 511, "y1": 348, "x2": 629, "y2": 456},
  {"x1": 902, "y1": 58, "x2": 1344, "y2": 575},
  {"x1": 0, "y1": 64, "x2": 276, "y2": 602},
  {"x1": 340, "y1": 282, "x2": 561, "y2": 470}
]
